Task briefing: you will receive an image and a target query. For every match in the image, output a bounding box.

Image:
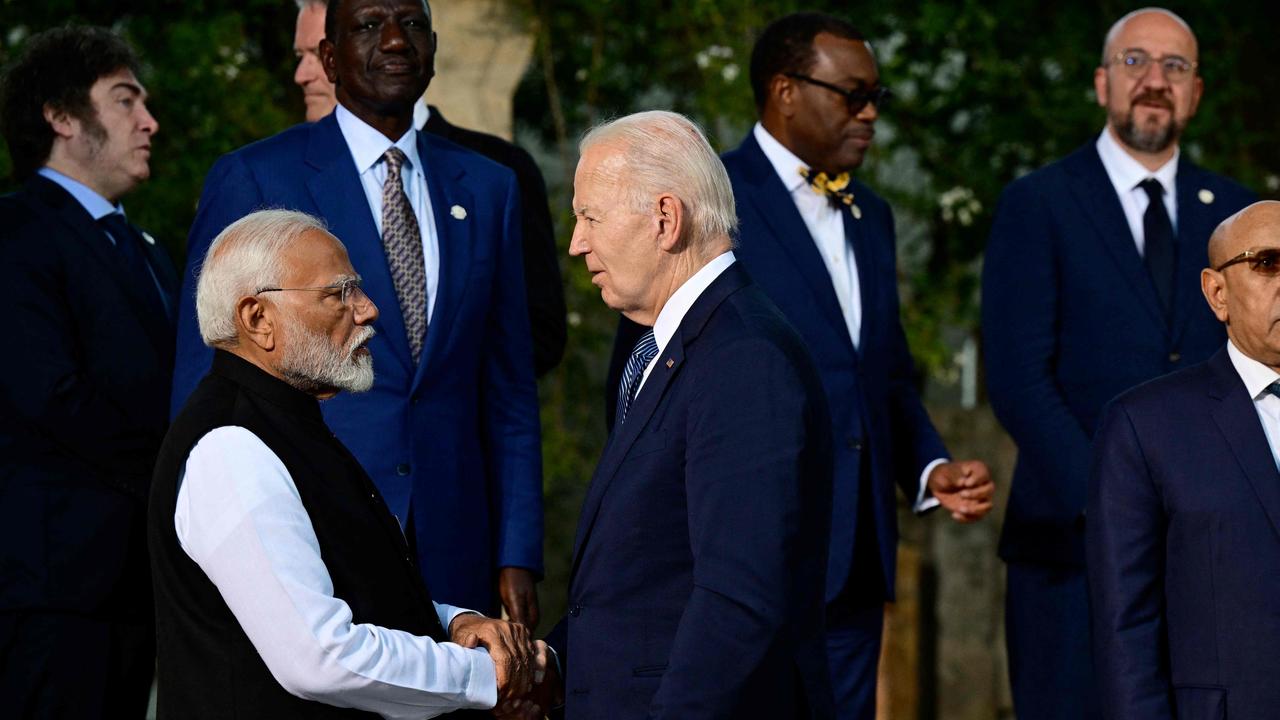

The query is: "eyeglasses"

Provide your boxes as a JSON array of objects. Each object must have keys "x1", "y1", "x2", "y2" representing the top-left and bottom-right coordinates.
[
  {"x1": 256, "y1": 277, "x2": 369, "y2": 307},
  {"x1": 785, "y1": 73, "x2": 891, "y2": 114},
  {"x1": 1214, "y1": 248, "x2": 1280, "y2": 276},
  {"x1": 1107, "y1": 49, "x2": 1198, "y2": 81}
]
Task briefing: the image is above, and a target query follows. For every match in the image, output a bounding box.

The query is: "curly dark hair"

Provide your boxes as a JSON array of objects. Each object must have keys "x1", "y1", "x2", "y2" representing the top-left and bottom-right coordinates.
[
  {"x1": 749, "y1": 12, "x2": 865, "y2": 112},
  {"x1": 0, "y1": 26, "x2": 140, "y2": 181}
]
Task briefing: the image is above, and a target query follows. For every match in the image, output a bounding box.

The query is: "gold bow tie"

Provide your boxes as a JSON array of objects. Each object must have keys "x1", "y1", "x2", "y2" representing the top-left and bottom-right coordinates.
[{"x1": 799, "y1": 167, "x2": 858, "y2": 214}]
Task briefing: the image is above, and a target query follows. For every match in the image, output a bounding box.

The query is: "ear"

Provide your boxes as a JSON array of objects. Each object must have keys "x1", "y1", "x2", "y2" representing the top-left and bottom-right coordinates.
[
  {"x1": 1093, "y1": 66, "x2": 1108, "y2": 108},
  {"x1": 771, "y1": 74, "x2": 798, "y2": 118},
  {"x1": 42, "y1": 103, "x2": 76, "y2": 140},
  {"x1": 1201, "y1": 268, "x2": 1229, "y2": 324},
  {"x1": 320, "y1": 37, "x2": 339, "y2": 84},
  {"x1": 654, "y1": 193, "x2": 686, "y2": 253},
  {"x1": 236, "y1": 296, "x2": 277, "y2": 352}
]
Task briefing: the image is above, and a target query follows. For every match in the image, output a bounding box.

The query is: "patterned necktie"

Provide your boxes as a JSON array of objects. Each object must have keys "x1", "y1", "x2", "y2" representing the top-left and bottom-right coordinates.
[
  {"x1": 615, "y1": 329, "x2": 658, "y2": 427},
  {"x1": 799, "y1": 166, "x2": 856, "y2": 211},
  {"x1": 98, "y1": 212, "x2": 171, "y2": 319},
  {"x1": 1139, "y1": 178, "x2": 1176, "y2": 317},
  {"x1": 380, "y1": 147, "x2": 428, "y2": 362}
]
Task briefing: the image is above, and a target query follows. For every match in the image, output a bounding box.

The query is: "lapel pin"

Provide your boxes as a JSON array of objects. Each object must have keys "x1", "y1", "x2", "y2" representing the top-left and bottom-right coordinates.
[
  {"x1": 850, "y1": 204, "x2": 862, "y2": 220},
  {"x1": 1198, "y1": 189, "x2": 1215, "y2": 205},
  {"x1": 142, "y1": 230, "x2": 157, "y2": 245},
  {"x1": 665, "y1": 358, "x2": 674, "y2": 368},
  {"x1": 450, "y1": 205, "x2": 467, "y2": 220}
]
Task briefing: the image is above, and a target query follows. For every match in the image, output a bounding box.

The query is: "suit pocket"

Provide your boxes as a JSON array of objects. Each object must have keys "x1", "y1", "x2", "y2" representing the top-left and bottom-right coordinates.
[
  {"x1": 625, "y1": 430, "x2": 667, "y2": 460},
  {"x1": 1174, "y1": 685, "x2": 1227, "y2": 720},
  {"x1": 631, "y1": 664, "x2": 668, "y2": 678}
]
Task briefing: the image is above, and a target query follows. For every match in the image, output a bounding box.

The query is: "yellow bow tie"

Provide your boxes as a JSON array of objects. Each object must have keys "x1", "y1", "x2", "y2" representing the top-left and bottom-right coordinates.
[{"x1": 799, "y1": 167, "x2": 857, "y2": 213}]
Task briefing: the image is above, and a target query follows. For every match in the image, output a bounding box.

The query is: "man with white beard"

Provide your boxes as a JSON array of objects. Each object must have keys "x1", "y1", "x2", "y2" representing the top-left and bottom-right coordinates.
[{"x1": 148, "y1": 209, "x2": 547, "y2": 719}]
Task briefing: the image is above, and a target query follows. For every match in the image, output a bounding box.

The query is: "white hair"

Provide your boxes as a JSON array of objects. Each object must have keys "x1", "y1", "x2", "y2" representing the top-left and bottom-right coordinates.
[
  {"x1": 195, "y1": 209, "x2": 330, "y2": 348},
  {"x1": 579, "y1": 110, "x2": 738, "y2": 251},
  {"x1": 295, "y1": 0, "x2": 326, "y2": 10},
  {"x1": 1101, "y1": 7, "x2": 1197, "y2": 65}
]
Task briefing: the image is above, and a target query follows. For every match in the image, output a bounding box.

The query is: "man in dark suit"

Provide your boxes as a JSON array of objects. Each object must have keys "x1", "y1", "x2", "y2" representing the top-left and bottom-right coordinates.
[
  {"x1": 291, "y1": 0, "x2": 566, "y2": 377},
  {"x1": 173, "y1": 0, "x2": 544, "y2": 625},
  {"x1": 983, "y1": 9, "x2": 1255, "y2": 718},
  {"x1": 713, "y1": 14, "x2": 993, "y2": 718},
  {"x1": 540, "y1": 110, "x2": 835, "y2": 719},
  {"x1": 0, "y1": 27, "x2": 176, "y2": 718},
  {"x1": 1089, "y1": 201, "x2": 1280, "y2": 719}
]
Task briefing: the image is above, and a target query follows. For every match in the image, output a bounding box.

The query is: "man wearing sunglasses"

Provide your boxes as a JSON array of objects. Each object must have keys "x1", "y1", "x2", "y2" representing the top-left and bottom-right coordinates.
[
  {"x1": 982, "y1": 8, "x2": 1255, "y2": 719},
  {"x1": 1088, "y1": 201, "x2": 1280, "y2": 719}
]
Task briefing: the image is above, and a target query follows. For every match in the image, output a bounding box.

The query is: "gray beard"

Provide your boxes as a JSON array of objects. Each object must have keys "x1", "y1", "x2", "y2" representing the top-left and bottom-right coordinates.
[
  {"x1": 1113, "y1": 108, "x2": 1182, "y2": 154},
  {"x1": 279, "y1": 320, "x2": 376, "y2": 395}
]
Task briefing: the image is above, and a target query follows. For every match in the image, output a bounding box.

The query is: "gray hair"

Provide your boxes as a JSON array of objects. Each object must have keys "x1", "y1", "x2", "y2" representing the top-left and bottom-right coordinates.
[
  {"x1": 195, "y1": 209, "x2": 330, "y2": 348},
  {"x1": 579, "y1": 110, "x2": 738, "y2": 251},
  {"x1": 295, "y1": 0, "x2": 326, "y2": 10},
  {"x1": 1101, "y1": 7, "x2": 1197, "y2": 65}
]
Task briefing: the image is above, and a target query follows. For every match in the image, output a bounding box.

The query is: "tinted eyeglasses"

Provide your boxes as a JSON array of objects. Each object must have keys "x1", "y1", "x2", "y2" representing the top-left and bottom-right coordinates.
[
  {"x1": 256, "y1": 278, "x2": 369, "y2": 307},
  {"x1": 785, "y1": 73, "x2": 891, "y2": 114},
  {"x1": 1214, "y1": 248, "x2": 1280, "y2": 276}
]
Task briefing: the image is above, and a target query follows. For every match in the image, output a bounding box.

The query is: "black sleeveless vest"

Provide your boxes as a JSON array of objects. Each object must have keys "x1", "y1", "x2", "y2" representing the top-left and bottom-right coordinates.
[{"x1": 149, "y1": 351, "x2": 453, "y2": 719}]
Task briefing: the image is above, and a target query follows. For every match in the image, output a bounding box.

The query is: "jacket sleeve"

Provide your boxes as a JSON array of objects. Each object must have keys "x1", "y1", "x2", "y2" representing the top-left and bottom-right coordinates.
[
  {"x1": 982, "y1": 179, "x2": 1094, "y2": 522},
  {"x1": 1086, "y1": 399, "x2": 1173, "y2": 720},
  {"x1": 171, "y1": 152, "x2": 266, "y2": 418},
  {"x1": 481, "y1": 172, "x2": 545, "y2": 574}
]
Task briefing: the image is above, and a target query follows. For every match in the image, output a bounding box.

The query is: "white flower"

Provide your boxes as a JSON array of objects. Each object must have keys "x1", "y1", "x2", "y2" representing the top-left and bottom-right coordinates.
[{"x1": 721, "y1": 64, "x2": 739, "y2": 82}]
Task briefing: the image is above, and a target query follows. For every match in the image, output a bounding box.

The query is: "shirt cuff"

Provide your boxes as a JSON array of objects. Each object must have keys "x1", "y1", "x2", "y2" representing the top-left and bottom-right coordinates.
[
  {"x1": 915, "y1": 458, "x2": 948, "y2": 514},
  {"x1": 435, "y1": 603, "x2": 478, "y2": 637}
]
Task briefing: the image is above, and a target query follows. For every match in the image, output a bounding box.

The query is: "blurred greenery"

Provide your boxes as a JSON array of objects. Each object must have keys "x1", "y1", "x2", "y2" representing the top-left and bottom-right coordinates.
[{"x1": 1, "y1": 0, "x2": 1275, "y2": 637}]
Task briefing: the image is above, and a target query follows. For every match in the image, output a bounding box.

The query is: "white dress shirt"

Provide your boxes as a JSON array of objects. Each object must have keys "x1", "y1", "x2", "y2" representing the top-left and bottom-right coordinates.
[
  {"x1": 175, "y1": 426, "x2": 497, "y2": 719},
  {"x1": 1096, "y1": 127, "x2": 1180, "y2": 256},
  {"x1": 636, "y1": 251, "x2": 737, "y2": 394},
  {"x1": 1227, "y1": 341, "x2": 1280, "y2": 471},
  {"x1": 335, "y1": 103, "x2": 440, "y2": 323},
  {"x1": 753, "y1": 123, "x2": 943, "y2": 511}
]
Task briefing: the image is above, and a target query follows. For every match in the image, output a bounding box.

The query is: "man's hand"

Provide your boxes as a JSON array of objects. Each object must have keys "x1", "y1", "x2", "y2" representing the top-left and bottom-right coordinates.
[
  {"x1": 498, "y1": 566, "x2": 540, "y2": 631},
  {"x1": 493, "y1": 640, "x2": 562, "y2": 720},
  {"x1": 450, "y1": 613, "x2": 536, "y2": 703},
  {"x1": 927, "y1": 459, "x2": 995, "y2": 523}
]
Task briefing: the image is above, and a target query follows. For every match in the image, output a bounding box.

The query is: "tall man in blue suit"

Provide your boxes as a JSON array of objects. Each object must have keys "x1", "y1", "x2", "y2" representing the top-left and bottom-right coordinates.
[
  {"x1": 542, "y1": 110, "x2": 835, "y2": 720},
  {"x1": 1089, "y1": 201, "x2": 1280, "y2": 719},
  {"x1": 983, "y1": 8, "x2": 1255, "y2": 718},
  {"x1": 172, "y1": 0, "x2": 543, "y2": 624},
  {"x1": 0, "y1": 27, "x2": 175, "y2": 718},
  {"x1": 715, "y1": 14, "x2": 995, "y2": 718}
]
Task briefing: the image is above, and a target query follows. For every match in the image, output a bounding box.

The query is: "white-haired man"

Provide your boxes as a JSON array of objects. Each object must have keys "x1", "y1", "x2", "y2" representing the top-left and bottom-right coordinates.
[
  {"x1": 149, "y1": 209, "x2": 546, "y2": 719},
  {"x1": 534, "y1": 111, "x2": 835, "y2": 719}
]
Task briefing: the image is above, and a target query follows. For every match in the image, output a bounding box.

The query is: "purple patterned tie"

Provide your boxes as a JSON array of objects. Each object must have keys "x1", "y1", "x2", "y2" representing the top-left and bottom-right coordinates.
[{"x1": 380, "y1": 147, "x2": 428, "y2": 362}]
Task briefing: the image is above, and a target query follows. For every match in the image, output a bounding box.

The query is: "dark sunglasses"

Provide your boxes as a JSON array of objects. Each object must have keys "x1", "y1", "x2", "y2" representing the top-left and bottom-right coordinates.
[
  {"x1": 785, "y1": 73, "x2": 891, "y2": 114},
  {"x1": 1214, "y1": 247, "x2": 1280, "y2": 276}
]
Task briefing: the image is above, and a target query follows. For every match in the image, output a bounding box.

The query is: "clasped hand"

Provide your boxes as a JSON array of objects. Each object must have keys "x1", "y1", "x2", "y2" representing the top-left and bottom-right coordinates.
[{"x1": 448, "y1": 613, "x2": 556, "y2": 717}]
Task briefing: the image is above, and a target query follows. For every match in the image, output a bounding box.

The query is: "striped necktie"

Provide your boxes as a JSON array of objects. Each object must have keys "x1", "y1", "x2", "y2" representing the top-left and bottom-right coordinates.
[{"x1": 615, "y1": 329, "x2": 658, "y2": 426}]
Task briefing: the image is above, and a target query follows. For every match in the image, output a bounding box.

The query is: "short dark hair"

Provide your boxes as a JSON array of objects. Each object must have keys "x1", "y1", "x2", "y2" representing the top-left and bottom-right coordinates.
[
  {"x1": 325, "y1": 0, "x2": 431, "y2": 43},
  {"x1": 749, "y1": 12, "x2": 865, "y2": 112},
  {"x1": 0, "y1": 26, "x2": 140, "y2": 181}
]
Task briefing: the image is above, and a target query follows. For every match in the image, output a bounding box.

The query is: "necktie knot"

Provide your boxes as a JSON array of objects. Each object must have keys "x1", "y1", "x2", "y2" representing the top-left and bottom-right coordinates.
[
  {"x1": 616, "y1": 329, "x2": 659, "y2": 426},
  {"x1": 383, "y1": 147, "x2": 407, "y2": 178},
  {"x1": 1266, "y1": 380, "x2": 1280, "y2": 399},
  {"x1": 799, "y1": 166, "x2": 856, "y2": 210},
  {"x1": 1139, "y1": 178, "x2": 1164, "y2": 203}
]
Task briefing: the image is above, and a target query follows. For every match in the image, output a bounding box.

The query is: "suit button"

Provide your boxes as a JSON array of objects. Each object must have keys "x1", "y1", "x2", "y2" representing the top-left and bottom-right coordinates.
[
  {"x1": 569, "y1": 605, "x2": 582, "y2": 617},
  {"x1": 1168, "y1": 351, "x2": 1181, "y2": 363},
  {"x1": 847, "y1": 438, "x2": 862, "y2": 452},
  {"x1": 396, "y1": 463, "x2": 411, "y2": 476}
]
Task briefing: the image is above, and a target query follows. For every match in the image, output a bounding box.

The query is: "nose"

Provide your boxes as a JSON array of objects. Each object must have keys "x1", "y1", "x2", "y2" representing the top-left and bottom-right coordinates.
[
  {"x1": 568, "y1": 222, "x2": 589, "y2": 257},
  {"x1": 1139, "y1": 57, "x2": 1170, "y2": 88},
  {"x1": 137, "y1": 101, "x2": 159, "y2": 135},
  {"x1": 857, "y1": 99, "x2": 879, "y2": 122},
  {"x1": 295, "y1": 54, "x2": 315, "y2": 86},
  {"x1": 353, "y1": 290, "x2": 379, "y2": 325},
  {"x1": 380, "y1": 20, "x2": 408, "y2": 50}
]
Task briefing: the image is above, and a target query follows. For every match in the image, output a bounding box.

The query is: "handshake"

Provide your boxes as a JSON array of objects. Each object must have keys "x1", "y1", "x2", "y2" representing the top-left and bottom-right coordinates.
[{"x1": 449, "y1": 614, "x2": 563, "y2": 719}]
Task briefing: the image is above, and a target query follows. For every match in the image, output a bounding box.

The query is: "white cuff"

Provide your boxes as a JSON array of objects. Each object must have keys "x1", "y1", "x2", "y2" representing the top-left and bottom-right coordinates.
[{"x1": 914, "y1": 458, "x2": 948, "y2": 514}]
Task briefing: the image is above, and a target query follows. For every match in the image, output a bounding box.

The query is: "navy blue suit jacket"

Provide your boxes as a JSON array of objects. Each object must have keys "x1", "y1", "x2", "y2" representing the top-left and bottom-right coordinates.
[
  {"x1": 552, "y1": 264, "x2": 834, "y2": 720},
  {"x1": 983, "y1": 140, "x2": 1254, "y2": 566},
  {"x1": 1088, "y1": 347, "x2": 1280, "y2": 719},
  {"x1": 721, "y1": 134, "x2": 947, "y2": 601},
  {"x1": 0, "y1": 175, "x2": 177, "y2": 616},
  {"x1": 172, "y1": 114, "x2": 542, "y2": 611}
]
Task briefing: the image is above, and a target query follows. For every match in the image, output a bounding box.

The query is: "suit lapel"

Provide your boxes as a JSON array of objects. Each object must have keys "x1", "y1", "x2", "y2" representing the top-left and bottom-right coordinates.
[
  {"x1": 569, "y1": 264, "x2": 751, "y2": 583},
  {"x1": 1065, "y1": 144, "x2": 1167, "y2": 331},
  {"x1": 1207, "y1": 349, "x2": 1280, "y2": 542},
  {"x1": 1169, "y1": 160, "x2": 1215, "y2": 346},
  {"x1": 413, "y1": 133, "x2": 474, "y2": 391},
  {"x1": 304, "y1": 116, "x2": 414, "y2": 377}
]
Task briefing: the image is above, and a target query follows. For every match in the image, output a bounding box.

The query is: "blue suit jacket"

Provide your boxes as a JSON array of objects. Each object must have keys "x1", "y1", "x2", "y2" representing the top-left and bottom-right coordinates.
[
  {"x1": 0, "y1": 175, "x2": 177, "y2": 616},
  {"x1": 983, "y1": 140, "x2": 1254, "y2": 567},
  {"x1": 721, "y1": 134, "x2": 948, "y2": 601},
  {"x1": 172, "y1": 114, "x2": 542, "y2": 611},
  {"x1": 552, "y1": 264, "x2": 834, "y2": 720},
  {"x1": 1088, "y1": 347, "x2": 1280, "y2": 719}
]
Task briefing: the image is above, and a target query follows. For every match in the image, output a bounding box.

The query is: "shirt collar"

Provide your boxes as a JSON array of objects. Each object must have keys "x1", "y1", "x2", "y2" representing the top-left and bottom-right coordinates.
[
  {"x1": 651, "y1": 251, "x2": 737, "y2": 354},
  {"x1": 414, "y1": 97, "x2": 430, "y2": 131},
  {"x1": 1095, "y1": 127, "x2": 1179, "y2": 198},
  {"x1": 1227, "y1": 339, "x2": 1280, "y2": 400},
  {"x1": 37, "y1": 166, "x2": 122, "y2": 221},
  {"x1": 753, "y1": 123, "x2": 809, "y2": 194},
  {"x1": 335, "y1": 103, "x2": 423, "y2": 176}
]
